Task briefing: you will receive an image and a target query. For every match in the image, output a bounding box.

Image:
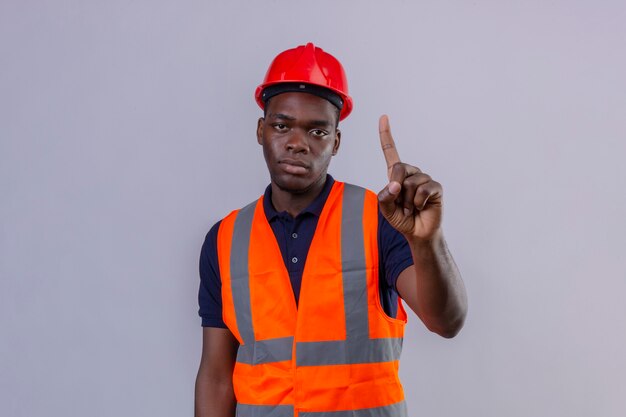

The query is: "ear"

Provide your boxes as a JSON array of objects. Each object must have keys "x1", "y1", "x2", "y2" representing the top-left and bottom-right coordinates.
[
  {"x1": 332, "y1": 129, "x2": 341, "y2": 156},
  {"x1": 256, "y1": 117, "x2": 264, "y2": 145}
]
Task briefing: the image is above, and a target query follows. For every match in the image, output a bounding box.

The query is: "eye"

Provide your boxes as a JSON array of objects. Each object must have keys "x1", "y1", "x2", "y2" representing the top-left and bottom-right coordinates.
[
  {"x1": 272, "y1": 123, "x2": 288, "y2": 132},
  {"x1": 310, "y1": 129, "x2": 328, "y2": 137}
]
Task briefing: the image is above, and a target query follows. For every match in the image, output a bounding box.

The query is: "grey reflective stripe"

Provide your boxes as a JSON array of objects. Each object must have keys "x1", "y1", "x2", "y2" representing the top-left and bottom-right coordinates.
[
  {"x1": 296, "y1": 338, "x2": 402, "y2": 366},
  {"x1": 230, "y1": 201, "x2": 257, "y2": 345},
  {"x1": 237, "y1": 336, "x2": 294, "y2": 365},
  {"x1": 237, "y1": 401, "x2": 407, "y2": 417},
  {"x1": 299, "y1": 401, "x2": 408, "y2": 417},
  {"x1": 236, "y1": 403, "x2": 294, "y2": 417},
  {"x1": 341, "y1": 184, "x2": 369, "y2": 343}
]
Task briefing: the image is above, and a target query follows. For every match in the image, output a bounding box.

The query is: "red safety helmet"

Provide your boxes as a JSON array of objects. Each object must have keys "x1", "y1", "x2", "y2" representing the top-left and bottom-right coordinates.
[{"x1": 255, "y1": 43, "x2": 353, "y2": 121}]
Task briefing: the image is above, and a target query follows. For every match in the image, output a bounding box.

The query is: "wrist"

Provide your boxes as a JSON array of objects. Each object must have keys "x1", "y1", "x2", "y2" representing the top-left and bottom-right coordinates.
[{"x1": 405, "y1": 229, "x2": 444, "y2": 248}]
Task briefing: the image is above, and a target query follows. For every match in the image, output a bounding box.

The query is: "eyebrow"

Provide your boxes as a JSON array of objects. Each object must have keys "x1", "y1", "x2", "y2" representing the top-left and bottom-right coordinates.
[
  {"x1": 268, "y1": 113, "x2": 332, "y2": 128},
  {"x1": 268, "y1": 113, "x2": 296, "y2": 121},
  {"x1": 308, "y1": 119, "x2": 333, "y2": 128}
]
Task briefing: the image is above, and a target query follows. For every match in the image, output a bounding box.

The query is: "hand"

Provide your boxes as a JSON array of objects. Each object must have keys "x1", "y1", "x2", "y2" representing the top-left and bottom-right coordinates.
[{"x1": 377, "y1": 115, "x2": 443, "y2": 241}]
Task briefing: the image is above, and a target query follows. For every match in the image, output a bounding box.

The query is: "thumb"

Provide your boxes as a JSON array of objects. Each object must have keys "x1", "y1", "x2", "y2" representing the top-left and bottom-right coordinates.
[{"x1": 378, "y1": 181, "x2": 401, "y2": 216}]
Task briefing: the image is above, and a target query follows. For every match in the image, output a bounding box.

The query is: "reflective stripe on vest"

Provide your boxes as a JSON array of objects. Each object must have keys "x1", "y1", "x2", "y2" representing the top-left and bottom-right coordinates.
[{"x1": 236, "y1": 401, "x2": 408, "y2": 417}]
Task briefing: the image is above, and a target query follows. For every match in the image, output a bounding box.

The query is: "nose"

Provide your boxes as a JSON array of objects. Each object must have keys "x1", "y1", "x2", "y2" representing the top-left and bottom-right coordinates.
[{"x1": 285, "y1": 129, "x2": 309, "y2": 154}]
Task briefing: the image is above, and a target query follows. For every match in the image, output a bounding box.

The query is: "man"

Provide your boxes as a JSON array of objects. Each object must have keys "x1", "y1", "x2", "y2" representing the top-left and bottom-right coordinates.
[{"x1": 195, "y1": 43, "x2": 467, "y2": 417}]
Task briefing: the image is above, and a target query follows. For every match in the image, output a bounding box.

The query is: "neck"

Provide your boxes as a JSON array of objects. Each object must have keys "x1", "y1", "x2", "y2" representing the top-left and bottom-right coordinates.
[{"x1": 270, "y1": 174, "x2": 327, "y2": 217}]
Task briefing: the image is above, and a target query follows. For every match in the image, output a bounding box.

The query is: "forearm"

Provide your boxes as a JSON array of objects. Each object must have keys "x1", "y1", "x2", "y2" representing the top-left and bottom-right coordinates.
[
  {"x1": 194, "y1": 368, "x2": 236, "y2": 417},
  {"x1": 406, "y1": 231, "x2": 467, "y2": 337}
]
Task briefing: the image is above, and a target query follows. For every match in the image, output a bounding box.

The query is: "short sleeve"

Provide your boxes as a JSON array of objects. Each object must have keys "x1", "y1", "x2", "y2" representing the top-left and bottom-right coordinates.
[
  {"x1": 198, "y1": 221, "x2": 228, "y2": 328},
  {"x1": 378, "y1": 211, "x2": 414, "y2": 291},
  {"x1": 378, "y1": 210, "x2": 414, "y2": 318}
]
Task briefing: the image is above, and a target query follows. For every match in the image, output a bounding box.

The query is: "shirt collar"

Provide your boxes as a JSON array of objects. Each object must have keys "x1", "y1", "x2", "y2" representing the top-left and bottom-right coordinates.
[{"x1": 263, "y1": 174, "x2": 335, "y2": 221}]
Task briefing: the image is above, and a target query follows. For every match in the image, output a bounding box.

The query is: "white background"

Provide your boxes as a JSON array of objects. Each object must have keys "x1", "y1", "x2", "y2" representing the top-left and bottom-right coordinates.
[{"x1": 1, "y1": 1, "x2": 625, "y2": 416}]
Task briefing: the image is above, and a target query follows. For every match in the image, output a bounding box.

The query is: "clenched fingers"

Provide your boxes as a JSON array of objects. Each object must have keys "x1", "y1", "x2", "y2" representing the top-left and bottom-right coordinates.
[{"x1": 401, "y1": 173, "x2": 433, "y2": 215}]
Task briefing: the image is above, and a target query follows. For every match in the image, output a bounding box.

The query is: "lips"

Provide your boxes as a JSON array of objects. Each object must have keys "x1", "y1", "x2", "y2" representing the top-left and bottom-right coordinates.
[{"x1": 279, "y1": 159, "x2": 309, "y2": 175}]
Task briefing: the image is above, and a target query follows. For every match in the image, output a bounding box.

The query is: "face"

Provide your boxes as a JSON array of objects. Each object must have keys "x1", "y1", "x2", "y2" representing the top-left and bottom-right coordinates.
[{"x1": 257, "y1": 92, "x2": 341, "y2": 194}]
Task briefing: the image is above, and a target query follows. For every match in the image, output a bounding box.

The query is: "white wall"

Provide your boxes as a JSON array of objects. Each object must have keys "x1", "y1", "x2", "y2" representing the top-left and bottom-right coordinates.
[{"x1": 1, "y1": 1, "x2": 625, "y2": 416}]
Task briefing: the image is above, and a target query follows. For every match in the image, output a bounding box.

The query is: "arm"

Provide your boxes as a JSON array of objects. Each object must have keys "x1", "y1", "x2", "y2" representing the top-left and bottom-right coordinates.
[
  {"x1": 195, "y1": 327, "x2": 239, "y2": 417},
  {"x1": 377, "y1": 115, "x2": 467, "y2": 337},
  {"x1": 396, "y1": 232, "x2": 467, "y2": 338}
]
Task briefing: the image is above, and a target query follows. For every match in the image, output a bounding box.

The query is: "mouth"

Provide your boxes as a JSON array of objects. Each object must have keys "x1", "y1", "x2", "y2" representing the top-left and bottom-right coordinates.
[{"x1": 279, "y1": 159, "x2": 309, "y2": 175}]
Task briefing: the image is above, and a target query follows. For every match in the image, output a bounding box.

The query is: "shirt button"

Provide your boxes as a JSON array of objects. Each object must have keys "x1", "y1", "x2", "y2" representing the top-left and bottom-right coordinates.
[
  {"x1": 292, "y1": 233, "x2": 298, "y2": 239},
  {"x1": 292, "y1": 257, "x2": 298, "y2": 264}
]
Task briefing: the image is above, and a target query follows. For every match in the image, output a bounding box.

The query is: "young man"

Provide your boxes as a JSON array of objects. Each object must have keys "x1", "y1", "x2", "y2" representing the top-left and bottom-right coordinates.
[{"x1": 195, "y1": 43, "x2": 467, "y2": 417}]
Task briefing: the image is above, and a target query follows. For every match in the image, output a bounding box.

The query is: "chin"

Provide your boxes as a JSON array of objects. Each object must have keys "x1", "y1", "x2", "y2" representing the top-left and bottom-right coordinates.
[{"x1": 272, "y1": 173, "x2": 318, "y2": 194}]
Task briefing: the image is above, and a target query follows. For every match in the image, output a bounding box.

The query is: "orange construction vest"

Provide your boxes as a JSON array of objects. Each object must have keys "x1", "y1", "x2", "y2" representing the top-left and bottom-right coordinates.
[{"x1": 217, "y1": 181, "x2": 408, "y2": 417}]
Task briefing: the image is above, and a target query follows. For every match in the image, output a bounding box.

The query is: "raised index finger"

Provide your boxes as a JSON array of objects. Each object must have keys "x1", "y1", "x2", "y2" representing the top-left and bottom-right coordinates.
[{"x1": 379, "y1": 114, "x2": 401, "y2": 180}]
